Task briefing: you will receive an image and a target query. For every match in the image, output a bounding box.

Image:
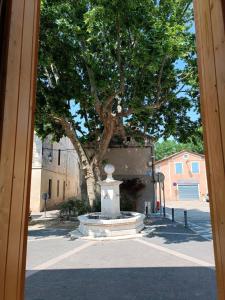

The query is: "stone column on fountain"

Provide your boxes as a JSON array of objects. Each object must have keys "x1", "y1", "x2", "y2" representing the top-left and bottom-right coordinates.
[{"x1": 99, "y1": 164, "x2": 122, "y2": 218}]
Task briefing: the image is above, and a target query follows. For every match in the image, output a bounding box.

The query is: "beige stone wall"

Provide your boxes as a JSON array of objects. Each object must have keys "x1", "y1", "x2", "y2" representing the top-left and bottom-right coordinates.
[
  {"x1": 30, "y1": 134, "x2": 81, "y2": 212},
  {"x1": 39, "y1": 170, "x2": 80, "y2": 211},
  {"x1": 103, "y1": 147, "x2": 154, "y2": 213},
  {"x1": 30, "y1": 169, "x2": 42, "y2": 212},
  {"x1": 103, "y1": 147, "x2": 152, "y2": 177},
  {"x1": 30, "y1": 135, "x2": 43, "y2": 212}
]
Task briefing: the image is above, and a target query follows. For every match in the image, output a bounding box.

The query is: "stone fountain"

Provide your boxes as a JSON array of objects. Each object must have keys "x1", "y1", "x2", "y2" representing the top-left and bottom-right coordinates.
[{"x1": 75, "y1": 164, "x2": 145, "y2": 239}]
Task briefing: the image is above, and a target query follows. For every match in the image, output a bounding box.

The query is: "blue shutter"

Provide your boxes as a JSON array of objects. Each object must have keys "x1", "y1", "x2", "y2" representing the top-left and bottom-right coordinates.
[
  {"x1": 192, "y1": 162, "x2": 199, "y2": 173},
  {"x1": 175, "y1": 163, "x2": 183, "y2": 174}
]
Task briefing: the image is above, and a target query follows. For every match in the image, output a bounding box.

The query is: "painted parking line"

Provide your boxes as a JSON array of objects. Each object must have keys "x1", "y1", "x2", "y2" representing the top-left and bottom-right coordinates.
[
  {"x1": 166, "y1": 212, "x2": 212, "y2": 241},
  {"x1": 187, "y1": 222, "x2": 212, "y2": 241},
  {"x1": 153, "y1": 231, "x2": 198, "y2": 236},
  {"x1": 28, "y1": 236, "x2": 67, "y2": 242},
  {"x1": 26, "y1": 241, "x2": 95, "y2": 278},
  {"x1": 135, "y1": 238, "x2": 214, "y2": 267}
]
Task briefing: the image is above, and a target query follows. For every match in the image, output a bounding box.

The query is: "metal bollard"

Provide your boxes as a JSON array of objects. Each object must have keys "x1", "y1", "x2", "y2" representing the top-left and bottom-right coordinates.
[
  {"x1": 163, "y1": 207, "x2": 166, "y2": 218},
  {"x1": 184, "y1": 210, "x2": 188, "y2": 228},
  {"x1": 146, "y1": 206, "x2": 149, "y2": 216},
  {"x1": 172, "y1": 208, "x2": 175, "y2": 222}
]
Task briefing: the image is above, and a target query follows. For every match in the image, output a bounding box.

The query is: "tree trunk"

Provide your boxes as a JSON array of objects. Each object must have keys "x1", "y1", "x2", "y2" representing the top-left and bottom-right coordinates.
[
  {"x1": 53, "y1": 116, "x2": 98, "y2": 206},
  {"x1": 54, "y1": 115, "x2": 116, "y2": 208},
  {"x1": 86, "y1": 167, "x2": 97, "y2": 208}
]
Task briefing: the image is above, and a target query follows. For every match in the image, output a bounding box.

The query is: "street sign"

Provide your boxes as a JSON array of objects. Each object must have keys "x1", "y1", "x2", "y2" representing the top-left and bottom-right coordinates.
[
  {"x1": 154, "y1": 172, "x2": 165, "y2": 183},
  {"x1": 42, "y1": 192, "x2": 49, "y2": 201},
  {"x1": 146, "y1": 170, "x2": 152, "y2": 176},
  {"x1": 42, "y1": 193, "x2": 49, "y2": 218}
]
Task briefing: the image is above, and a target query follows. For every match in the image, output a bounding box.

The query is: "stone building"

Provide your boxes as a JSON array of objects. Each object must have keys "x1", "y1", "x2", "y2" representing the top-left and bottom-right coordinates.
[
  {"x1": 30, "y1": 133, "x2": 81, "y2": 212},
  {"x1": 155, "y1": 150, "x2": 208, "y2": 201},
  {"x1": 102, "y1": 138, "x2": 155, "y2": 213}
]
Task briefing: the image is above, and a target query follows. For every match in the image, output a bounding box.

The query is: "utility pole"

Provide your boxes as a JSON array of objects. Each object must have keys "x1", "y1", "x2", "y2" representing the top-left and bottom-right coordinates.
[{"x1": 151, "y1": 144, "x2": 156, "y2": 213}]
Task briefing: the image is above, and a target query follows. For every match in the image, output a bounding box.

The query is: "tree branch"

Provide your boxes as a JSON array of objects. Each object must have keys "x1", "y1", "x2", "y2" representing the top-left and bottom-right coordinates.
[
  {"x1": 174, "y1": 84, "x2": 187, "y2": 96},
  {"x1": 156, "y1": 55, "x2": 169, "y2": 104},
  {"x1": 52, "y1": 115, "x2": 90, "y2": 167},
  {"x1": 176, "y1": 71, "x2": 193, "y2": 85},
  {"x1": 116, "y1": 17, "x2": 125, "y2": 96},
  {"x1": 85, "y1": 63, "x2": 103, "y2": 117},
  {"x1": 103, "y1": 17, "x2": 125, "y2": 112},
  {"x1": 118, "y1": 102, "x2": 161, "y2": 118},
  {"x1": 44, "y1": 67, "x2": 53, "y2": 88},
  {"x1": 104, "y1": 92, "x2": 117, "y2": 111},
  {"x1": 91, "y1": 116, "x2": 116, "y2": 165},
  {"x1": 118, "y1": 107, "x2": 133, "y2": 117},
  {"x1": 180, "y1": 1, "x2": 192, "y2": 20},
  {"x1": 83, "y1": 107, "x2": 91, "y2": 132}
]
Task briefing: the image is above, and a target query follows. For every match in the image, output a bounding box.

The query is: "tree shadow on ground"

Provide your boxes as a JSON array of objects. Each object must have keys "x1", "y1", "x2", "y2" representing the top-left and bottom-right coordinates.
[
  {"x1": 26, "y1": 266, "x2": 217, "y2": 300},
  {"x1": 144, "y1": 217, "x2": 209, "y2": 244},
  {"x1": 165, "y1": 205, "x2": 212, "y2": 223},
  {"x1": 28, "y1": 228, "x2": 72, "y2": 239},
  {"x1": 165, "y1": 206, "x2": 213, "y2": 240}
]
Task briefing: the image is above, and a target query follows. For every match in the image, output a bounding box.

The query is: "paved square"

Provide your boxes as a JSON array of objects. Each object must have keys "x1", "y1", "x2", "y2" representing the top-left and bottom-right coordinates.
[{"x1": 25, "y1": 218, "x2": 216, "y2": 300}]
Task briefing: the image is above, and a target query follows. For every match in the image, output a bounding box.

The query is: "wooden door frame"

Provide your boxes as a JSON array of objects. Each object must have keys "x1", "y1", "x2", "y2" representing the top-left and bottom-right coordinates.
[
  {"x1": 194, "y1": 1, "x2": 225, "y2": 298},
  {"x1": 0, "y1": 1, "x2": 40, "y2": 299},
  {"x1": 1, "y1": 0, "x2": 225, "y2": 299}
]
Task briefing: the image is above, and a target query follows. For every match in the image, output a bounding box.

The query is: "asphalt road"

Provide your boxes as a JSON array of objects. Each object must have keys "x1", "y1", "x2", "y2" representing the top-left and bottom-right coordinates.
[
  {"x1": 166, "y1": 201, "x2": 213, "y2": 240},
  {"x1": 25, "y1": 218, "x2": 217, "y2": 300}
]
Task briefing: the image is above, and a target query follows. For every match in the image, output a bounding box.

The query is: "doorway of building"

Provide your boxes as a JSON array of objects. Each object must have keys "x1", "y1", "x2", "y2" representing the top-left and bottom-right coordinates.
[{"x1": 178, "y1": 184, "x2": 200, "y2": 201}]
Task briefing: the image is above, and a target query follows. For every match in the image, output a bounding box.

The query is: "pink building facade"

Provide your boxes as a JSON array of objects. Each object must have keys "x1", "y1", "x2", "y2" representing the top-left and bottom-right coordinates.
[{"x1": 155, "y1": 151, "x2": 208, "y2": 201}]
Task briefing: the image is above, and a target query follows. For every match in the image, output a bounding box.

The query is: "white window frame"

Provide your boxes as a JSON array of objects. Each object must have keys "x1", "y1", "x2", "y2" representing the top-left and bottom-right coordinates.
[
  {"x1": 183, "y1": 154, "x2": 189, "y2": 160},
  {"x1": 155, "y1": 165, "x2": 161, "y2": 172},
  {"x1": 175, "y1": 162, "x2": 183, "y2": 174},
  {"x1": 191, "y1": 161, "x2": 200, "y2": 174}
]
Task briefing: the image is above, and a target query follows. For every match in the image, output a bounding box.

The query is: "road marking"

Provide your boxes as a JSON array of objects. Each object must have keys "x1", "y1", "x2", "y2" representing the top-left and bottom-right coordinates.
[
  {"x1": 26, "y1": 241, "x2": 95, "y2": 278},
  {"x1": 135, "y1": 238, "x2": 214, "y2": 267},
  {"x1": 187, "y1": 222, "x2": 212, "y2": 241},
  {"x1": 28, "y1": 236, "x2": 66, "y2": 242},
  {"x1": 166, "y1": 212, "x2": 212, "y2": 241},
  {"x1": 153, "y1": 231, "x2": 198, "y2": 236}
]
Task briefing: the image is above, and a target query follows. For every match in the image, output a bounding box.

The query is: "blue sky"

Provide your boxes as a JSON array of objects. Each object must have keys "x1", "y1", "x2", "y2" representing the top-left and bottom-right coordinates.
[
  {"x1": 175, "y1": 59, "x2": 199, "y2": 122},
  {"x1": 175, "y1": 20, "x2": 199, "y2": 123}
]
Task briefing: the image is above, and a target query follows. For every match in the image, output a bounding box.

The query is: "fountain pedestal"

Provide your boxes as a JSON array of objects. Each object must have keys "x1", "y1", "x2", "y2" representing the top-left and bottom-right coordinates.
[
  {"x1": 100, "y1": 181, "x2": 122, "y2": 218},
  {"x1": 77, "y1": 164, "x2": 145, "y2": 239},
  {"x1": 99, "y1": 164, "x2": 122, "y2": 218}
]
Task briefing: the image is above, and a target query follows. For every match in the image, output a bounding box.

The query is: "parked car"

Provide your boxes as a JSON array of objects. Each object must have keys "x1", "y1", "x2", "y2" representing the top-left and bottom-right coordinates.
[{"x1": 205, "y1": 193, "x2": 209, "y2": 202}]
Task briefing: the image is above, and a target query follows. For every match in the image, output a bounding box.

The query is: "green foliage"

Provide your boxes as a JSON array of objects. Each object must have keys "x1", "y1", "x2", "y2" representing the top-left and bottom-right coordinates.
[
  {"x1": 74, "y1": 199, "x2": 91, "y2": 214},
  {"x1": 36, "y1": 0, "x2": 199, "y2": 144},
  {"x1": 59, "y1": 198, "x2": 90, "y2": 216},
  {"x1": 155, "y1": 130, "x2": 204, "y2": 160},
  {"x1": 59, "y1": 197, "x2": 102, "y2": 217}
]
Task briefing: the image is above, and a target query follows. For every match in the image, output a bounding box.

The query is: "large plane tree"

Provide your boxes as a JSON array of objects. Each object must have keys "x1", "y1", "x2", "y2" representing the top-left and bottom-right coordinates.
[{"x1": 36, "y1": 0, "x2": 199, "y2": 206}]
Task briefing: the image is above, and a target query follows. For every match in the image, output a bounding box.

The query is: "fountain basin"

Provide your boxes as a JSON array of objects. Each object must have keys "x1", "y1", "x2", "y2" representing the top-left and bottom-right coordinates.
[{"x1": 78, "y1": 211, "x2": 145, "y2": 238}]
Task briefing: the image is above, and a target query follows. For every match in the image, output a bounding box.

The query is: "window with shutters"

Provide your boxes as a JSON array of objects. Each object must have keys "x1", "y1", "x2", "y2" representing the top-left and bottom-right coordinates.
[
  {"x1": 175, "y1": 162, "x2": 183, "y2": 174},
  {"x1": 192, "y1": 162, "x2": 200, "y2": 174}
]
